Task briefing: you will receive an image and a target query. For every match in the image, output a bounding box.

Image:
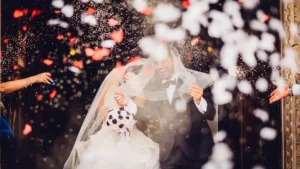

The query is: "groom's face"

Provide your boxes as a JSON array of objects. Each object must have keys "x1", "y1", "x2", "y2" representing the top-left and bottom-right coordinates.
[{"x1": 154, "y1": 55, "x2": 174, "y2": 80}]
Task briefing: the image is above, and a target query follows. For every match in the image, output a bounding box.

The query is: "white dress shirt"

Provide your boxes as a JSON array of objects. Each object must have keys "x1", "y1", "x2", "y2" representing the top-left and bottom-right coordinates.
[
  {"x1": 125, "y1": 74, "x2": 208, "y2": 115},
  {"x1": 292, "y1": 84, "x2": 300, "y2": 96},
  {"x1": 162, "y1": 74, "x2": 208, "y2": 114}
]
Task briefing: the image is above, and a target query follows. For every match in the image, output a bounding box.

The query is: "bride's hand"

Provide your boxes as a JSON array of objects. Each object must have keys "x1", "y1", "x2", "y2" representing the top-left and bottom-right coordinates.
[
  {"x1": 114, "y1": 91, "x2": 130, "y2": 106},
  {"x1": 118, "y1": 128, "x2": 130, "y2": 137},
  {"x1": 124, "y1": 72, "x2": 139, "y2": 86}
]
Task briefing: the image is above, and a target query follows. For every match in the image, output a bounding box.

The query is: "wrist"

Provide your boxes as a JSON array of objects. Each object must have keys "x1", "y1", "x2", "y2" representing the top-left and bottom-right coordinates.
[
  {"x1": 29, "y1": 76, "x2": 36, "y2": 84},
  {"x1": 194, "y1": 98, "x2": 201, "y2": 104}
]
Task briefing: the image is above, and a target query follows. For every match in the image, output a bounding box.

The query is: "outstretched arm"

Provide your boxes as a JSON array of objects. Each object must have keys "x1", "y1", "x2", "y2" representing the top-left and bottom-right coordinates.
[
  {"x1": 0, "y1": 72, "x2": 53, "y2": 94},
  {"x1": 270, "y1": 83, "x2": 300, "y2": 104}
]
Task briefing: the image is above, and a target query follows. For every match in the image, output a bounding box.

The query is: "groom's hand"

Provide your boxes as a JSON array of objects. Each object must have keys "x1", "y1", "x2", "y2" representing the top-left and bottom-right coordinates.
[
  {"x1": 188, "y1": 85, "x2": 203, "y2": 104},
  {"x1": 114, "y1": 91, "x2": 130, "y2": 106}
]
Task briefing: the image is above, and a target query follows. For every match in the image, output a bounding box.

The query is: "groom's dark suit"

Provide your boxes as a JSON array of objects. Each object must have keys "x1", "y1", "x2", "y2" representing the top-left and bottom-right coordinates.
[{"x1": 135, "y1": 77, "x2": 216, "y2": 169}]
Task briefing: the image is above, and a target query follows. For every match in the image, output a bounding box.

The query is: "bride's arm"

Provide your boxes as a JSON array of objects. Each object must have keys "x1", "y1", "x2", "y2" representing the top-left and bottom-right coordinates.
[{"x1": 97, "y1": 77, "x2": 118, "y2": 119}]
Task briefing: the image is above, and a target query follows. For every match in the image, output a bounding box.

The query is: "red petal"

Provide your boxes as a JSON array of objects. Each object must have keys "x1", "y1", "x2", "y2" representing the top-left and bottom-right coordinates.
[
  {"x1": 49, "y1": 90, "x2": 57, "y2": 99},
  {"x1": 23, "y1": 124, "x2": 32, "y2": 135},
  {"x1": 69, "y1": 37, "x2": 76, "y2": 47},
  {"x1": 13, "y1": 65, "x2": 18, "y2": 70},
  {"x1": 73, "y1": 60, "x2": 84, "y2": 68},
  {"x1": 92, "y1": 48, "x2": 110, "y2": 61},
  {"x1": 43, "y1": 59, "x2": 54, "y2": 66},
  {"x1": 191, "y1": 38, "x2": 200, "y2": 46},
  {"x1": 262, "y1": 14, "x2": 269, "y2": 22},
  {"x1": 36, "y1": 94, "x2": 43, "y2": 101},
  {"x1": 31, "y1": 9, "x2": 41, "y2": 18},
  {"x1": 182, "y1": 0, "x2": 190, "y2": 9},
  {"x1": 56, "y1": 35, "x2": 64, "y2": 40},
  {"x1": 3, "y1": 38, "x2": 8, "y2": 44},
  {"x1": 22, "y1": 26, "x2": 27, "y2": 31},
  {"x1": 13, "y1": 9, "x2": 24, "y2": 18},
  {"x1": 85, "y1": 48, "x2": 95, "y2": 57},
  {"x1": 108, "y1": 18, "x2": 119, "y2": 27},
  {"x1": 87, "y1": 7, "x2": 96, "y2": 15},
  {"x1": 140, "y1": 7, "x2": 153, "y2": 15},
  {"x1": 110, "y1": 30, "x2": 124, "y2": 43}
]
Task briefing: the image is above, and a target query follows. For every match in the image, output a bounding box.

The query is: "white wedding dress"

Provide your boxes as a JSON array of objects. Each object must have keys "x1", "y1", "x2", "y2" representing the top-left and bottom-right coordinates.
[{"x1": 75, "y1": 119, "x2": 160, "y2": 169}]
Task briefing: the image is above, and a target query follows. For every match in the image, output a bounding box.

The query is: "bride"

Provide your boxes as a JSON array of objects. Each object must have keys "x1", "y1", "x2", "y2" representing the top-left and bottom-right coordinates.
[{"x1": 64, "y1": 59, "x2": 160, "y2": 169}]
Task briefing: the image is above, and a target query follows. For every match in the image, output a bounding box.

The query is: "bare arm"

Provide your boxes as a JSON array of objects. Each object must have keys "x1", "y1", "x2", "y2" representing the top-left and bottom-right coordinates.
[{"x1": 0, "y1": 72, "x2": 53, "y2": 94}]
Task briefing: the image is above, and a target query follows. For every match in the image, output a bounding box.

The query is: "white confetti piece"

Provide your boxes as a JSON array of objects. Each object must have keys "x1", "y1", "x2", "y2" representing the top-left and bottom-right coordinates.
[
  {"x1": 47, "y1": 19, "x2": 60, "y2": 25},
  {"x1": 281, "y1": 48, "x2": 298, "y2": 74},
  {"x1": 256, "y1": 50, "x2": 268, "y2": 62},
  {"x1": 256, "y1": 10, "x2": 265, "y2": 21},
  {"x1": 275, "y1": 76, "x2": 285, "y2": 93},
  {"x1": 202, "y1": 162, "x2": 218, "y2": 169},
  {"x1": 255, "y1": 78, "x2": 269, "y2": 92},
  {"x1": 250, "y1": 20, "x2": 268, "y2": 32},
  {"x1": 270, "y1": 69, "x2": 280, "y2": 82},
  {"x1": 252, "y1": 165, "x2": 266, "y2": 169},
  {"x1": 240, "y1": 35, "x2": 258, "y2": 67},
  {"x1": 138, "y1": 37, "x2": 168, "y2": 61},
  {"x1": 153, "y1": 3, "x2": 181, "y2": 23},
  {"x1": 62, "y1": 5, "x2": 74, "y2": 18},
  {"x1": 270, "y1": 53, "x2": 280, "y2": 67},
  {"x1": 242, "y1": 0, "x2": 259, "y2": 9},
  {"x1": 133, "y1": 0, "x2": 147, "y2": 11},
  {"x1": 269, "y1": 18, "x2": 286, "y2": 38},
  {"x1": 213, "y1": 88, "x2": 232, "y2": 105},
  {"x1": 59, "y1": 21, "x2": 69, "y2": 28},
  {"x1": 182, "y1": 13, "x2": 201, "y2": 35},
  {"x1": 238, "y1": 80, "x2": 252, "y2": 94},
  {"x1": 232, "y1": 13, "x2": 244, "y2": 28},
  {"x1": 69, "y1": 66, "x2": 81, "y2": 74},
  {"x1": 212, "y1": 143, "x2": 233, "y2": 162},
  {"x1": 92, "y1": 0, "x2": 103, "y2": 3},
  {"x1": 155, "y1": 24, "x2": 186, "y2": 42},
  {"x1": 175, "y1": 99, "x2": 187, "y2": 113},
  {"x1": 290, "y1": 23, "x2": 298, "y2": 37},
  {"x1": 260, "y1": 127, "x2": 277, "y2": 140},
  {"x1": 253, "y1": 109, "x2": 269, "y2": 122},
  {"x1": 101, "y1": 40, "x2": 116, "y2": 48},
  {"x1": 52, "y1": 0, "x2": 64, "y2": 8},
  {"x1": 213, "y1": 131, "x2": 227, "y2": 143},
  {"x1": 182, "y1": 1, "x2": 209, "y2": 35},
  {"x1": 82, "y1": 14, "x2": 97, "y2": 26},
  {"x1": 220, "y1": 44, "x2": 238, "y2": 70},
  {"x1": 81, "y1": 0, "x2": 90, "y2": 3},
  {"x1": 223, "y1": 1, "x2": 240, "y2": 16},
  {"x1": 209, "y1": 68, "x2": 220, "y2": 81},
  {"x1": 209, "y1": 11, "x2": 233, "y2": 38},
  {"x1": 222, "y1": 29, "x2": 246, "y2": 44},
  {"x1": 259, "y1": 33, "x2": 275, "y2": 51}
]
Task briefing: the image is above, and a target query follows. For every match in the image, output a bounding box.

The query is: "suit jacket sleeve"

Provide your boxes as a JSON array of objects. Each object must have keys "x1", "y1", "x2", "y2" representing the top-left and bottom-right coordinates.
[{"x1": 198, "y1": 87, "x2": 216, "y2": 121}]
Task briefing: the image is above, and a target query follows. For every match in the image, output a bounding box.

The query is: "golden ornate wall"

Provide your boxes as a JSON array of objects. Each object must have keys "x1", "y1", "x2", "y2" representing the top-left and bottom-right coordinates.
[{"x1": 281, "y1": 0, "x2": 300, "y2": 168}]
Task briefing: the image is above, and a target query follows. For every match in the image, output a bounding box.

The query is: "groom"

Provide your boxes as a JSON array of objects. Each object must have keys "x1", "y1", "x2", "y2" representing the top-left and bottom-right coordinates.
[{"x1": 116, "y1": 50, "x2": 216, "y2": 169}]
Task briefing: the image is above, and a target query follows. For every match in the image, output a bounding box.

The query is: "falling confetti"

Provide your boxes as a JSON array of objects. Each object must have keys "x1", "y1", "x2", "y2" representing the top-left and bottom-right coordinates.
[{"x1": 23, "y1": 124, "x2": 32, "y2": 135}]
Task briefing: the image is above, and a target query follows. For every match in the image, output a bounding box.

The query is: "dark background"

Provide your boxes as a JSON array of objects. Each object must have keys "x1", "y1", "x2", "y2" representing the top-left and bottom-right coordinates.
[{"x1": 1, "y1": 0, "x2": 282, "y2": 169}]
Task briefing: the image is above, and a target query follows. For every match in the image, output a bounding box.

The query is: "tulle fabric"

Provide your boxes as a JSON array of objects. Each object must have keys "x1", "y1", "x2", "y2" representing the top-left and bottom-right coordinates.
[
  {"x1": 64, "y1": 44, "x2": 214, "y2": 169},
  {"x1": 75, "y1": 124, "x2": 160, "y2": 169}
]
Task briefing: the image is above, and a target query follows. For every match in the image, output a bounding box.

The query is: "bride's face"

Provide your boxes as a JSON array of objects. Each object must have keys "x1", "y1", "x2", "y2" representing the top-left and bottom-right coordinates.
[{"x1": 154, "y1": 55, "x2": 174, "y2": 80}]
